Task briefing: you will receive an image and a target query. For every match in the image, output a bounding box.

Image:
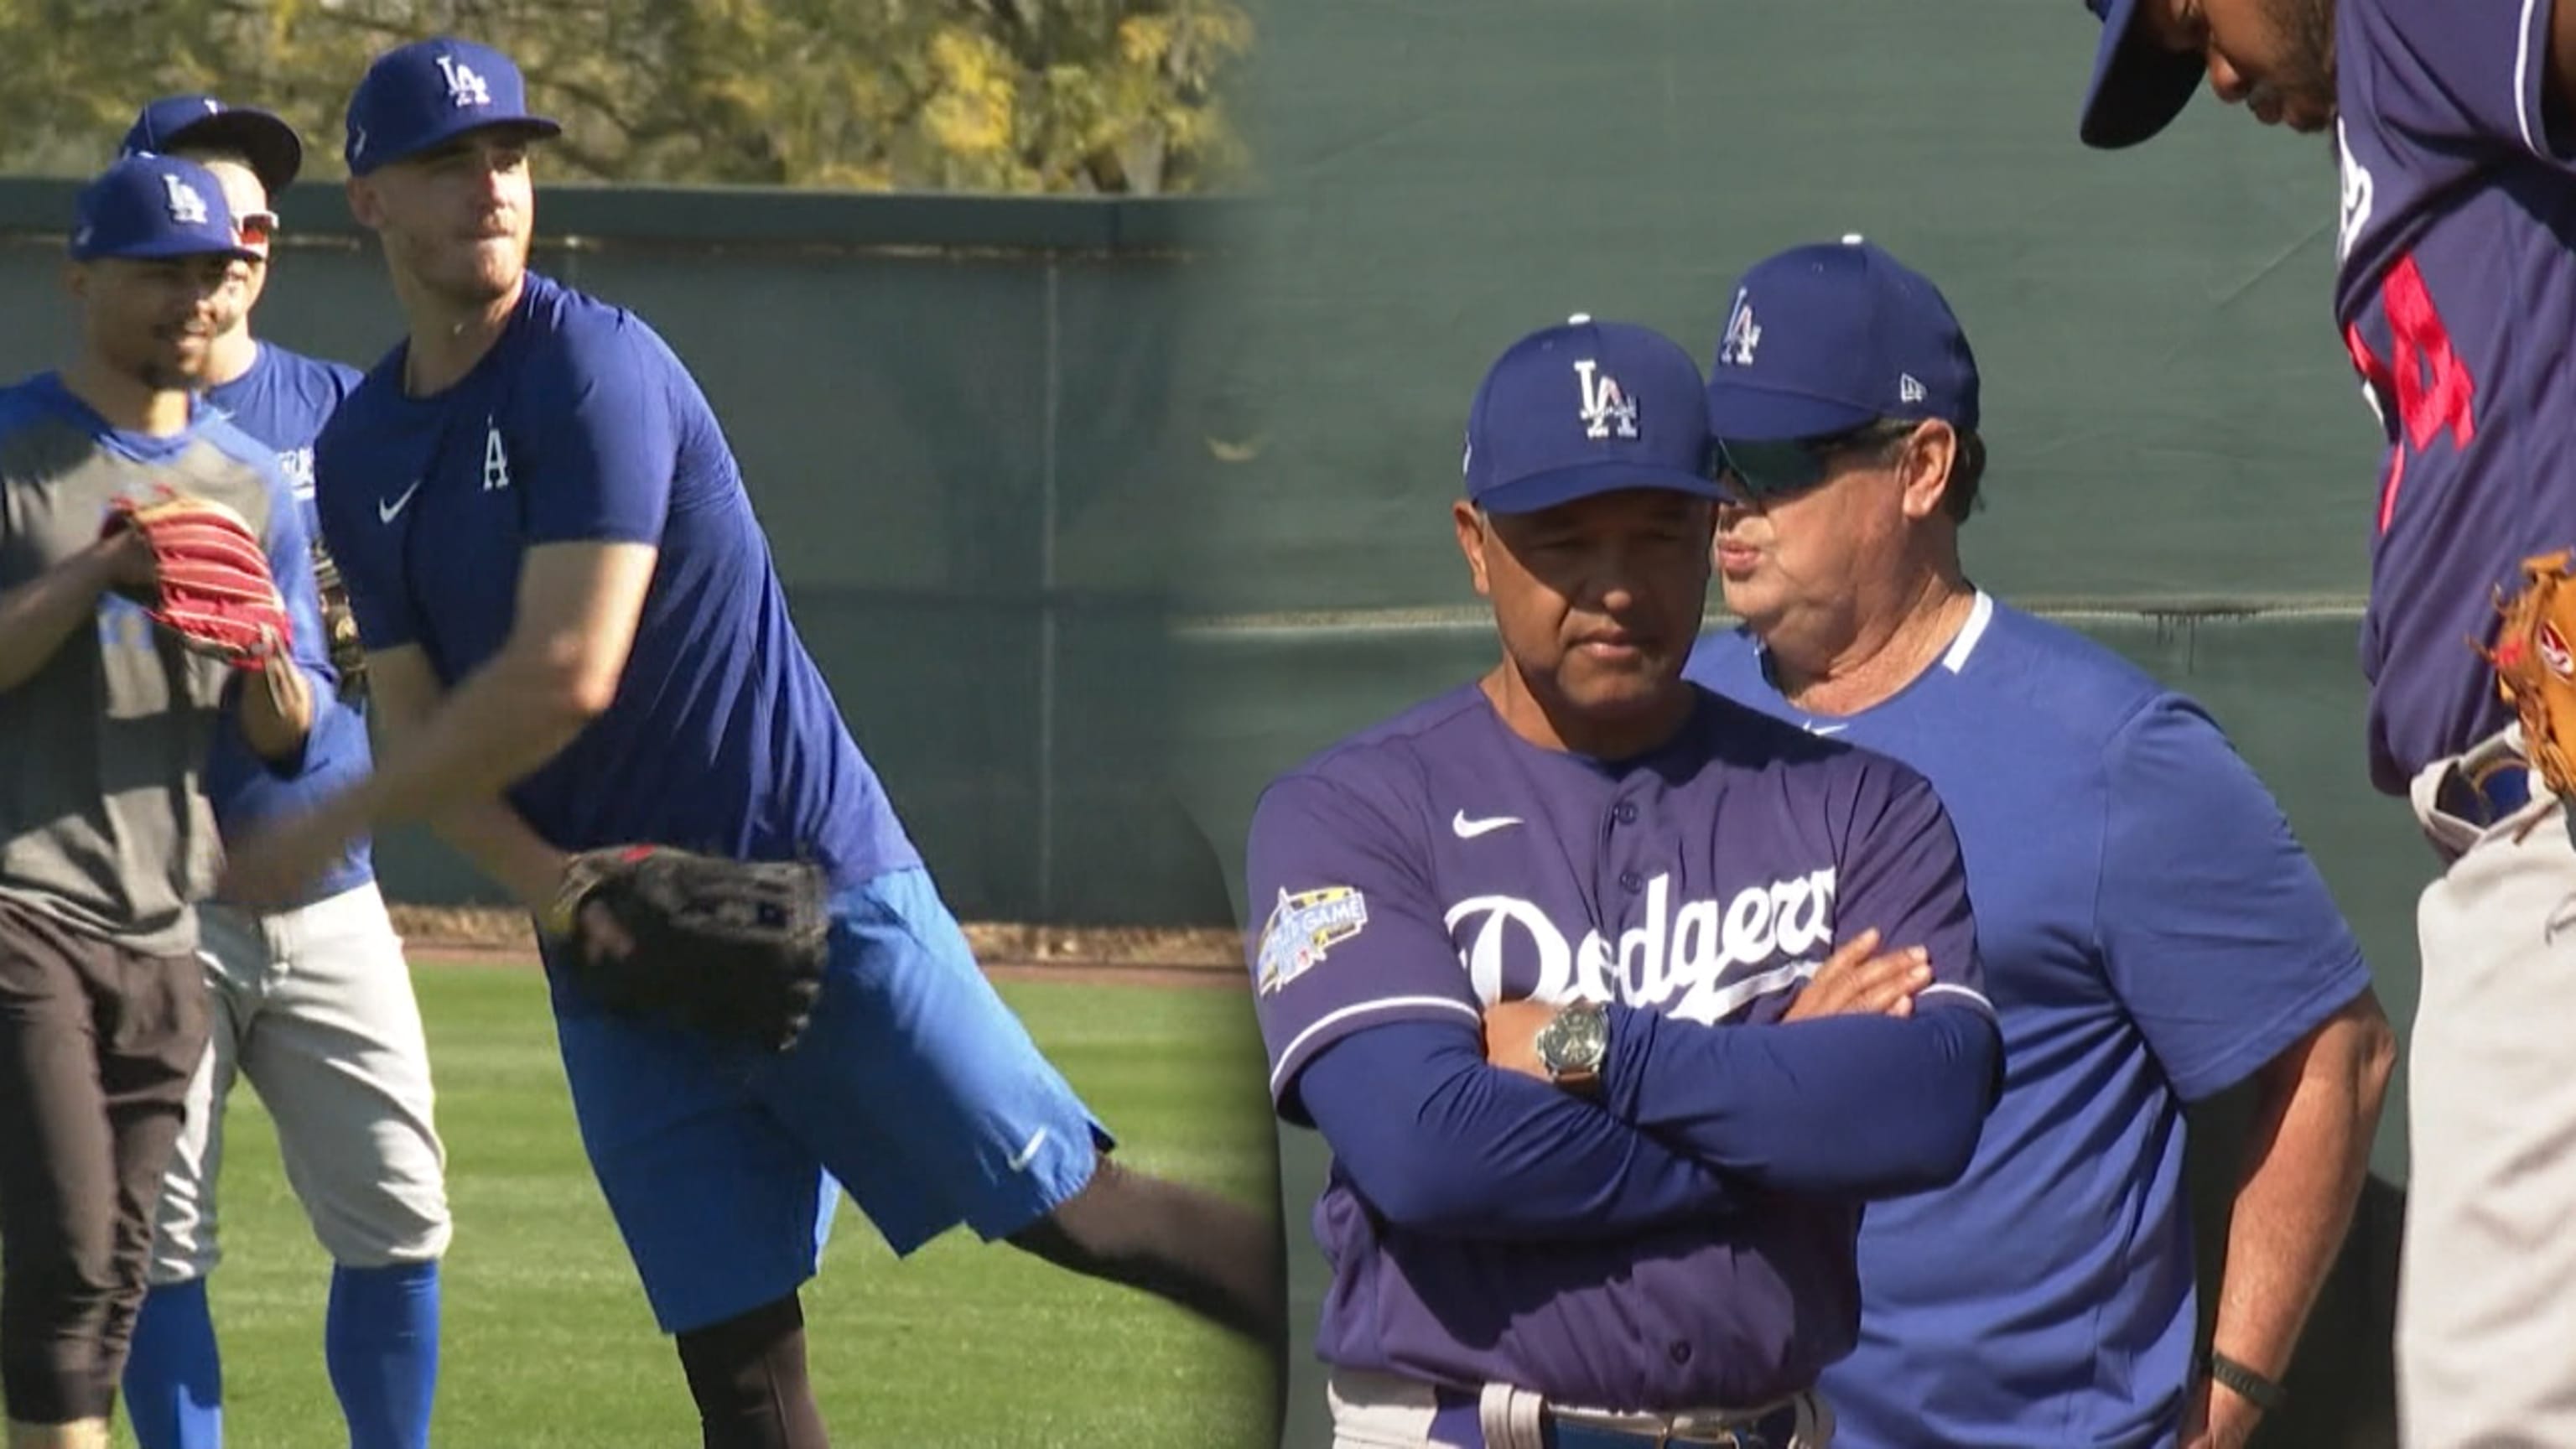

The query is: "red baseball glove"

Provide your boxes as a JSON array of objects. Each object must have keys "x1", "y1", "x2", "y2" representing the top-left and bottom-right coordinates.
[{"x1": 100, "y1": 489, "x2": 293, "y2": 670}]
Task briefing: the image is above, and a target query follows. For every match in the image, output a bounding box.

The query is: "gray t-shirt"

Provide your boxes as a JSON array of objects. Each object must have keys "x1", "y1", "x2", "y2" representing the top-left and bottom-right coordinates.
[{"x1": 0, "y1": 372, "x2": 326, "y2": 956}]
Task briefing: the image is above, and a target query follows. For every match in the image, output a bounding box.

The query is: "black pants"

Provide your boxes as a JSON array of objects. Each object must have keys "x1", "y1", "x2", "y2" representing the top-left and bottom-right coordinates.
[{"x1": 0, "y1": 899, "x2": 205, "y2": 1425}]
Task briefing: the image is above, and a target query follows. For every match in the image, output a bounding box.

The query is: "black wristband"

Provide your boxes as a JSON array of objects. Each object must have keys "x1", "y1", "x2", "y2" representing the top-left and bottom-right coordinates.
[{"x1": 2202, "y1": 1350, "x2": 2288, "y2": 1412}]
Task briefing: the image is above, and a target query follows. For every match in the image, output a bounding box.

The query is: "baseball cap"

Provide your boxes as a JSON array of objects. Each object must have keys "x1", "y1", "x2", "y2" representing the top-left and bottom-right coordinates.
[
  {"x1": 121, "y1": 95, "x2": 304, "y2": 195},
  {"x1": 345, "y1": 35, "x2": 562, "y2": 176},
  {"x1": 70, "y1": 155, "x2": 261, "y2": 264},
  {"x1": 1703, "y1": 235, "x2": 1979, "y2": 453},
  {"x1": 2078, "y1": 0, "x2": 2206, "y2": 148},
  {"x1": 1462, "y1": 315, "x2": 1722, "y2": 516}
]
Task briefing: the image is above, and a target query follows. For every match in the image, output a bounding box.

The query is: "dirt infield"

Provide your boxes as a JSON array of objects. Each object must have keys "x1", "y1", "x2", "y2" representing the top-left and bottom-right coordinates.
[{"x1": 389, "y1": 905, "x2": 1249, "y2": 989}]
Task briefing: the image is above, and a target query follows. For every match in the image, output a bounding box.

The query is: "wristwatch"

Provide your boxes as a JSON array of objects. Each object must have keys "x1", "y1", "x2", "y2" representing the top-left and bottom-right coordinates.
[{"x1": 1533, "y1": 999, "x2": 1610, "y2": 1094}]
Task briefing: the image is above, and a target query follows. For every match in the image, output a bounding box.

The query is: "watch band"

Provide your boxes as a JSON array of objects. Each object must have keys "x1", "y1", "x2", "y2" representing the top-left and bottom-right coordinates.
[{"x1": 2201, "y1": 1350, "x2": 2288, "y2": 1412}]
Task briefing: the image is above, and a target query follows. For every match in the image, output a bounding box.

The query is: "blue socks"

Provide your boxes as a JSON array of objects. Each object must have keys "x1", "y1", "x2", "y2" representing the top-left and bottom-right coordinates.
[
  {"x1": 326, "y1": 1262, "x2": 441, "y2": 1449},
  {"x1": 122, "y1": 1278, "x2": 223, "y2": 1449},
  {"x1": 122, "y1": 1264, "x2": 440, "y2": 1449}
]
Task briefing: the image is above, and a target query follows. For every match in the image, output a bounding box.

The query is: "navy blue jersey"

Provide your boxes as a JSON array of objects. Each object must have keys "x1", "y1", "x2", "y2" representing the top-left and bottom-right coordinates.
[
  {"x1": 200, "y1": 341, "x2": 374, "y2": 903},
  {"x1": 1246, "y1": 682, "x2": 1988, "y2": 1409},
  {"x1": 2331, "y1": 0, "x2": 2576, "y2": 790},
  {"x1": 311, "y1": 271, "x2": 917, "y2": 886}
]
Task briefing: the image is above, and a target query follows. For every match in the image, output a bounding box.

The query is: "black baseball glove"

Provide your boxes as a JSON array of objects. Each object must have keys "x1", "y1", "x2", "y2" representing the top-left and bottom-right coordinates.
[{"x1": 542, "y1": 844, "x2": 831, "y2": 1052}]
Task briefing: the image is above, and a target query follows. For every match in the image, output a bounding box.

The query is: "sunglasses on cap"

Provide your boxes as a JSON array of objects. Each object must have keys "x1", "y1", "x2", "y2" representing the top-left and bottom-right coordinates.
[{"x1": 1712, "y1": 418, "x2": 1924, "y2": 502}]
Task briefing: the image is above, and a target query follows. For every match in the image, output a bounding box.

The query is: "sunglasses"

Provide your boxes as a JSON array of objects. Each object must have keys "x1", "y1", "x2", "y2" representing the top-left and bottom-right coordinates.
[
  {"x1": 234, "y1": 210, "x2": 278, "y2": 251},
  {"x1": 1713, "y1": 418, "x2": 1920, "y2": 501}
]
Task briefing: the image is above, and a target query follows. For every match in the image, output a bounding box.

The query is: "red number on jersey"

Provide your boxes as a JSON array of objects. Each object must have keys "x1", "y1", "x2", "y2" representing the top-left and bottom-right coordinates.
[{"x1": 2345, "y1": 254, "x2": 2477, "y2": 534}]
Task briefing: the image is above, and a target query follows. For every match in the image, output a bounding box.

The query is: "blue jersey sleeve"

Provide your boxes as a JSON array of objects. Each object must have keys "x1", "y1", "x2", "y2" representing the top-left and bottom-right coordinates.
[
  {"x1": 2357, "y1": 0, "x2": 2573, "y2": 164},
  {"x1": 1299, "y1": 1021, "x2": 1747, "y2": 1241},
  {"x1": 219, "y1": 453, "x2": 335, "y2": 774},
  {"x1": 1244, "y1": 771, "x2": 1488, "y2": 1125},
  {"x1": 513, "y1": 318, "x2": 679, "y2": 548},
  {"x1": 2096, "y1": 698, "x2": 2375, "y2": 1103},
  {"x1": 1830, "y1": 757, "x2": 1991, "y2": 1014}
]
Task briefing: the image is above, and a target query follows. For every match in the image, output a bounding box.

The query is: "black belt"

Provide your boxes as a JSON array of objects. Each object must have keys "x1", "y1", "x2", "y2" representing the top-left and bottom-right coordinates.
[{"x1": 1430, "y1": 1389, "x2": 1805, "y2": 1448}]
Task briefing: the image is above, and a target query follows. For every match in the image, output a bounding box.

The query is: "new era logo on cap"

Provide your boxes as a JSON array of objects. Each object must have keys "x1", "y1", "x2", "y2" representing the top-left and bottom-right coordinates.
[
  {"x1": 345, "y1": 36, "x2": 561, "y2": 174},
  {"x1": 1462, "y1": 314, "x2": 1721, "y2": 516},
  {"x1": 1702, "y1": 235, "x2": 1981, "y2": 444}
]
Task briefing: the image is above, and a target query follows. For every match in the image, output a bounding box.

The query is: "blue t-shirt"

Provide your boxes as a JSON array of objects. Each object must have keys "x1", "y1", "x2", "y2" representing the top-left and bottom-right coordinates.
[
  {"x1": 1685, "y1": 594, "x2": 2372, "y2": 1448},
  {"x1": 311, "y1": 271, "x2": 918, "y2": 902},
  {"x1": 200, "y1": 341, "x2": 375, "y2": 905}
]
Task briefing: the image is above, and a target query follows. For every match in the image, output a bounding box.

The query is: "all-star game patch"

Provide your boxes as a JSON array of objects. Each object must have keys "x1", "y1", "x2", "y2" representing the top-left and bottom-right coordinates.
[{"x1": 1256, "y1": 886, "x2": 1368, "y2": 995}]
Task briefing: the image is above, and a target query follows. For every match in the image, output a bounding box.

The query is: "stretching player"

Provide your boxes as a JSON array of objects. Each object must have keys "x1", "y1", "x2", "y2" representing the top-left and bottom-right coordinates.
[
  {"x1": 1245, "y1": 314, "x2": 2002, "y2": 1449},
  {"x1": 0, "y1": 156, "x2": 324, "y2": 1449},
  {"x1": 2075, "y1": 0, "x2": 2576, "y2": 1438},
  {"x1": 1683, "y1": 235, "x2": 2396, "y2": 1449},
  {"x1": 112, "y1": 96, "x2": 450, "y2": 1449},
  {"x1": 216, "y1": 36, "x2": 1282, "y2": 1448}
]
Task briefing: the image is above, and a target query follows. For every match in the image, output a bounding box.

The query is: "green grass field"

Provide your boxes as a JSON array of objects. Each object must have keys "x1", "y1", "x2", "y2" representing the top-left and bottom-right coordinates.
[{"x1": 106, "y1": 961, "x2": 1281, "y2": 1449}]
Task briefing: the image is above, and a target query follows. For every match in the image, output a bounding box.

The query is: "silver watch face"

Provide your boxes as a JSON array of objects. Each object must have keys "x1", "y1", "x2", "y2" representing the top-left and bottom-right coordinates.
[{"x1": 1540, "y1": 1002, "x2": 1608, "y2": 1071}]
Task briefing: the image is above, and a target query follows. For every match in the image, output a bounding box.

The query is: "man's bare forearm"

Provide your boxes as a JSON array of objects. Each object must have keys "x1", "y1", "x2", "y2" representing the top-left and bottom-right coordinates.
[
  {"x1": 2205, "y1": 995, "x2": 2397, "y2": 1420},
  {"x1": 428, "y1": 796, "x2": 571, "y2": 918},
  {"x1": 232, "y1": 657, "x2": 314, "y2": 761}
]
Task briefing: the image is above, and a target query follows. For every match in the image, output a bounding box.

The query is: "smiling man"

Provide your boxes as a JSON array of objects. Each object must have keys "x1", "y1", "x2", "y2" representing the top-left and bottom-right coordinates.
[
  {"x1": 2075, "y1": 0, "x2": 2576, "y2": 1440},
  {"x1": 1244, "y1": 314, "x2": 2002, "y2": 1449}
]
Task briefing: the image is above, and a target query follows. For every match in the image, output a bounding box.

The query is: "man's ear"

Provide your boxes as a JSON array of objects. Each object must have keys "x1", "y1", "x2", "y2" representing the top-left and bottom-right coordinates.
[{"x1": 1454, "y1": 501, "x2": 1495, "y2": 599}]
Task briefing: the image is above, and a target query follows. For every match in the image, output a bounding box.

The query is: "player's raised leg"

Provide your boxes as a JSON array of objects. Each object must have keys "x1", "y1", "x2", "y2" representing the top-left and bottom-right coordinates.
[{"x1": 753, "y1": 865, "x2": 1285, "y2": 1352}]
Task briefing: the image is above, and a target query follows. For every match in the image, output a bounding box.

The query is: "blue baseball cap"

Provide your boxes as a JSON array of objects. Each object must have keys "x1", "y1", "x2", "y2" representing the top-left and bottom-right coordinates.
[
  {"x1": 2078, "y1": 0, "x2": 2205, "y2": 148},
  {"x1": 1703, "y1": 236, "x2": 1980, "y2": 445},
  {"x1": 345, "y1": 36, "x2": 562, "y2": 176},
  {"x1": 1462, "y1": 315, "x2": 1722, "y2": 515},
  {"x1": 121, "y1": 95, "x2": 303, "y2": 195},
  {"x1": 70, "y1": 155, "x2": 261, "y2": 263}
]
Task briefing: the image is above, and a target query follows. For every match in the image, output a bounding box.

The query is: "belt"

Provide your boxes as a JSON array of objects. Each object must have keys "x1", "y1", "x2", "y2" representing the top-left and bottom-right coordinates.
[{"x1": 1431, "y1": 1389, "x2": 1806, "y2": 1448}]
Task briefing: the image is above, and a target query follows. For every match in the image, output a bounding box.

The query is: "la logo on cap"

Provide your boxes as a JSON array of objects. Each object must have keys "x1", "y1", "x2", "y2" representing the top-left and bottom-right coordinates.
[
  {"x1": 1575, "y1": 359, "x2": 1639, "y2": 439},
  {"x1": 162, "y1": 172, "x2": 209, "y2": 225},
  {"x1": 1717, "y1": 287, "x2": 1760, "y2": 367},
  {"x1": 436, "y1": 54, "x2": 492, "y2": 108}
]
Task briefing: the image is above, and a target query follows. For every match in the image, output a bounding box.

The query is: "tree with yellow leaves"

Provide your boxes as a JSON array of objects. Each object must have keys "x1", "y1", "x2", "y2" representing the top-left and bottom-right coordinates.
[{"x1": 0, "y1": 0, "x2": 1254, "y2": 193}]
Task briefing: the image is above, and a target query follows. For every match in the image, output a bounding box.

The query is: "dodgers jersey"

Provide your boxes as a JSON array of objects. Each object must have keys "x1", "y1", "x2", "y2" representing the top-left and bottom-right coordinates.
[
  {"x1": 1247, "y1": 682, "x2": 1986, "y2": 1410},
  {"x1": 200, "y1": 341, "x2": 376, "y2": 905},
  {"x1": 2332, "y1": 0, "x2": 2576, "y2": 792},
  {"x1": 1687, "y1": 595, "x2": 2372, "y2": 1448},
  {"x1": 312, "y1": 271, "x2": 917, "y2": 891},
  {"x1": 0, "y1": 372, "x2": 328, "y2": 955}
]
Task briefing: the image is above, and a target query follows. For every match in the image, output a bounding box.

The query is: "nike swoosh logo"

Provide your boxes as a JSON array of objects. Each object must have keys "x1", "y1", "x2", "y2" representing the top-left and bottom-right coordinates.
[
  {"x1": 1452, "y1": 810, "x2": 1523, "y2": 839},
  {"x1": 1807, "y1": 723, "x2": 1849, "y2": 736},
  {"x1": 378, "y1": 480, "x2": 422, "y2": 524},
  {"x1": 1005, "y1": 1127, "x2": 1049, "y2": 1173}
]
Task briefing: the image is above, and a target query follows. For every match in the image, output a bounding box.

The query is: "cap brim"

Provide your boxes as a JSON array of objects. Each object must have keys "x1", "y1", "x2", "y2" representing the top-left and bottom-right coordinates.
[
  {"x1": 1477, "y1": 463, "x2": 1723, "y2": 516},
  {"x1": 2079, "y1": 0, "x2": 2206, "y2": 149},
  {"x1": 1703, "y1": 382, "x2": 1878, "y2": 444},
  {"x1": 80, "y1": 236, "x2": 262, "y2": 263},
  {"x1": 356, "y1": 113, "x2": 564, "y2": 174},
  {"x1": 158, "y1": 110, "x2": 305, "y2": 195}
]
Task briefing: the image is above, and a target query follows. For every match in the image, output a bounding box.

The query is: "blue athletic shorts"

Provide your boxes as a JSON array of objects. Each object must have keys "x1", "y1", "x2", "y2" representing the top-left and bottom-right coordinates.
[{"x1": 540, "y1": 865, "x2": 1112, "y2": 1335}]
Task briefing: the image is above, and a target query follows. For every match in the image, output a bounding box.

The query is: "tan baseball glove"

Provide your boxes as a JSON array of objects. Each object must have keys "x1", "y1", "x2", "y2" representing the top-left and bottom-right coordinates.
[{"x1": 2479, "y1": 549, "x2": 2576, "y2": 800}]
